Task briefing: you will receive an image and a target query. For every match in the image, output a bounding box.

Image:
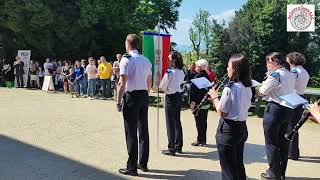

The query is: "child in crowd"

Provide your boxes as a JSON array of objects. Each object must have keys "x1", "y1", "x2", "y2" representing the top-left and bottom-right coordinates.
[
  {"x1": 38, "y1": 66, "x2": 45, "y2": 89},
  {"x1": 68, "y1": 68, "x2": 77, "y2": 97}
]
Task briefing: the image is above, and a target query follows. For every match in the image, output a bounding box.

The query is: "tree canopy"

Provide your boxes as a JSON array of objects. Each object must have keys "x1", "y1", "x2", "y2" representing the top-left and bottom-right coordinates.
[
  {"x1": 0, "y1": 0, "x2": 182, "y2": 60},
  {"x1": 186, "y1": 0, "x2": 320, "y2": 87}
]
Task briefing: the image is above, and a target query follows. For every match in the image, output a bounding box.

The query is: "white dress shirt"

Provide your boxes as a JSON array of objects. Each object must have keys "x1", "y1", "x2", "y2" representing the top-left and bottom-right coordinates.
[
  {"x1": 119, "y1": 50, "x2": 152, "y2": 92},
  {"x1": 159, "y1": 68, "x2": 185, "y2": 94},
  {"x1": 43, "y1": 62, "x2": 53, "y2": 76},
  {"x1": 259, "y1": 67, "x2": 295, "y2": 104},
  {"x1": 218, "y1": 82, "x2": 252, "y2": 122},
  {"x1": 291, "y1": 66, "x2": 309, "y2": 95}
]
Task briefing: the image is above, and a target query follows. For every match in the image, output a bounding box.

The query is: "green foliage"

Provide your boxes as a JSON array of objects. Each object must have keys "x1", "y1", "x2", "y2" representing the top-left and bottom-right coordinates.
[
  {"x1": 0, "y1": 0, "x2": 182, "y2": 60},
  {"x1": 188, "y1": 9, "x2": 210, "y2": 60},
  {"x1": 186, "y1": 0, "x2": 320, "y2": 87}
]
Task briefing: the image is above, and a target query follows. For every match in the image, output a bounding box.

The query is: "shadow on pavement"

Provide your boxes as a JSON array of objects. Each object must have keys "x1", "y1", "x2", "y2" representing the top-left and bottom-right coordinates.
[
  {"x1": 175, "y1": 150, "x2": 219, "y2": 160},
  {"x1": 0, "y1": 135, "x2": 125, "y2": 180},
  {"x1": 139, "y1": 169, "x2": 221, "y2": 180},
  {"x1": 286, "y1": 178, "x2": 320, "y2": 180},
  {"x1": 174, "y1": 143, "x2": 266, "y2": 165},
  {"x1": 298, "y1": 156, "x2": 320, "y2": 164},
  {"x1": 244, "y1": 143, "x2": 267, "y2": 164}
]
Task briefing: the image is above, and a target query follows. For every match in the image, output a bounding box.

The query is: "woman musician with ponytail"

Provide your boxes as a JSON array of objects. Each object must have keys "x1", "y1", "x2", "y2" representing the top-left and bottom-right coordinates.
[
  {"x1": 208, "y1": 54, "x2": 252, "y2": 180},
  {"x1": 286, "y1": 52, "x2": 310, "y2": 160},
  {"x1": 258, "y1": 52, "x2": 295, "y2": 180}
]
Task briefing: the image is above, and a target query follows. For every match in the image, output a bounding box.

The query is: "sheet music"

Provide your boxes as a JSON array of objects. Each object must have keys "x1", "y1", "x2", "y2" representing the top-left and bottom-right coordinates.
[
  {"x1": 191, "y1": 77, "x2": 213, "y2": 89},
  {"x1": 278, "y1": 93, "x2": 308, "y2": 109}
]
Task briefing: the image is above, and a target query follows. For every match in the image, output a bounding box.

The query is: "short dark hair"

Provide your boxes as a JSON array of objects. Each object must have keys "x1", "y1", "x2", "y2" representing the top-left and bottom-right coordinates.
[
  {"x1": 229, "y1": 54, "x2": 252, "y2": 87},
  {"x1": 126, "y1": 34, "x2": 140, "y2": 50},
  {"x1": 170, "y1": 51, "x2": 183, "y2": 70},
  {"x1": 266, "y1": 52, "x2": 285, "y2": 65},
  {"x1": 286, "y1": 52, "x2": 306, "y2": 66}
]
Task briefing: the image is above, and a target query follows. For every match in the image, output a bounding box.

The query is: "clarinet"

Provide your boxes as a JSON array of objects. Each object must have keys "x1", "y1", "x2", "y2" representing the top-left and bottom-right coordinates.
[
  {"x1": 192, "y1": 74, "x2": 229, "y2": 116},
  {"x1": 285, "y1": 99, "x2": 320, "y2": 141}
]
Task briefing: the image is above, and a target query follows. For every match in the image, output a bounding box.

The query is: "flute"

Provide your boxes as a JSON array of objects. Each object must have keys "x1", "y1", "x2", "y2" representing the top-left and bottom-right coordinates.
[{"x1": 192, "y1": 74, "x2": 229, "y2": 116}]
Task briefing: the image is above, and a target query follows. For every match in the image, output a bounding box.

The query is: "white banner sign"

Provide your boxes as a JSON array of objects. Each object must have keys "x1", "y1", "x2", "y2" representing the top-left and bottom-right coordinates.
[
  {"x1": 287, "y1": 4, "x2": 315, "y2": 32},
  {"x1": 17, "y1": 50, "x2": 31, "y2": 87}
]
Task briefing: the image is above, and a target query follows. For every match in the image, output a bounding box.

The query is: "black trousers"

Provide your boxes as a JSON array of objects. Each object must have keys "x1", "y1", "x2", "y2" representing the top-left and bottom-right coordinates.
[
  {"x1": 16, "y1": 73, "x2": 24, "y2": 87},
  {"x1": 288, "y1": 104, "x2": 303, "y2": 159},
  {"x1": 216, "y1": 118, "x2": 248, "y2": 180},
  {"x1": 194, "y1": 109, "x2": 208, "y2": 144},
  {"x1": 263, "y1": 102, "x2": 293, "y2": 177},
  {"x1": 165, "y1": 92, "x2": 183, "y2": 152},
  {"x1": 39, "y1": 77, "x2": 44, "y2": 88},
  {"x1": 122, "y1": 90, "x2": 149, "y2": 172}
]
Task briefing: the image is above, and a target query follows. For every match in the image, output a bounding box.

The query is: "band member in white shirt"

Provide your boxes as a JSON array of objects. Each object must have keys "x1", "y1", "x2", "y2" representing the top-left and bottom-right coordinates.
[
  {"x1": 259, "y1": 52, "x2": 295, "y2": 180},
  {"x1": 117, "y1": 34, "x2": 152, "y2": 176},
  {"x1": 286, "y1": 52, "x2": 310, "y2": 160},
  {"x1": 159, "y1": 51, "x2": 185, "y2": 156},
  {"x1": 208, "y1": 54, "x2": 252, "y2": 180}
]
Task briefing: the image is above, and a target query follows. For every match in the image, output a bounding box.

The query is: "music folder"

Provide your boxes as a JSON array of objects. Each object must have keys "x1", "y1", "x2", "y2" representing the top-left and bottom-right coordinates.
[
  {"x1": 191, "y1": 77, "x2": 213, "y2": 89},
  {"x1": 278, "y1": 93, "x2": 308, "y2": 109},
  {"x1": 251, "y1": 79, "x2": 262, "y2": 87}
]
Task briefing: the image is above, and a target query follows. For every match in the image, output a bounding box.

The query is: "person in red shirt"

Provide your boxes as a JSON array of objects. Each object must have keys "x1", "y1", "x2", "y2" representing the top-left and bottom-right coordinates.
[{"x1": 206, "y1": 65, "x2": 216, "y2": 83}]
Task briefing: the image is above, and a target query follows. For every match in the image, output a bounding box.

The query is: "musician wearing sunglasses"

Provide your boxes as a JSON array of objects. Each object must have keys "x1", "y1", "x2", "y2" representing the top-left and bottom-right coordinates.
[
  {"x1": 208, "y1": 54, "x2": 252, "y2": 180},
  {"x1": 258, "y1": 52, "x2": 295, "y2": 180},
  {"x1": 285, "y1": 52, "x2": 310, "y2": 160}
]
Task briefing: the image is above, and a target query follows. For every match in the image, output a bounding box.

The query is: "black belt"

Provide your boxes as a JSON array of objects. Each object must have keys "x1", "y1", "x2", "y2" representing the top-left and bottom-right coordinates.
[
  {"x1": 126, "y1": 90, "x2": 148, "y2": 95},
  {"x1": 223, "y1": 118, "x2": 246, "y2": 124},
  {"x1": 166, "y1": 92, "x2": 182, "y2": 97}
]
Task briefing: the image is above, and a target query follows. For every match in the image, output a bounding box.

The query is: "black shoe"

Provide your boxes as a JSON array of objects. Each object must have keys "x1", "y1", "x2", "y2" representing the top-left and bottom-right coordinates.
[
  {"x1": 137, "y1": 164, "x2": 148, "y2": 172},
  {"x1": 191, "y1": 141, "x2": 201, "y2": 146},
  {"x1": 200, "y1": 143, "x2": 207, "y2": 147},
  {"x1": 281, "y1": 176, "x2": 286, "y2": 180},
  {"x1": 118, "y1": 168, "x2": 138, "y2": 176},
  {"x1": 162, "y1": 149, "x2": 175, "y2": 156},
  {"x1": 176, "y1": 149, "x2": 183, "y2": 154},
  {"x1": 261, "y1": 172, "x2": 281, "y2": 180}
]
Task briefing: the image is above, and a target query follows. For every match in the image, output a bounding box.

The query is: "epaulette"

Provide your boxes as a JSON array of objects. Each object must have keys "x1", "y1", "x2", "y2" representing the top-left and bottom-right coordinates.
[
  {"x1": 290, "y1": 68, "x2": 298, "y2": 73},
  {"x1": 166, "y1": 69, "x2": 172, "y2": 74},
  {"x1": 290, "y1": 68, "x2": 300, "y2": 79},
  {"x1": 123, "y1": 53, "x2": 131, "y2": 58},
  {"x1": 270, "y1": 72, "x2": 280, "y2": 78},
  {"x1": 224, "y1": 81, "x2": 234, "y2": 88}
]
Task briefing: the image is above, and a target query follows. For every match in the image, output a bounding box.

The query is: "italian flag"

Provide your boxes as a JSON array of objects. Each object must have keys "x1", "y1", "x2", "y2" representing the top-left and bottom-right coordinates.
[{"x1": 143, "y1": 32, "x2": 171, "y2": 88}]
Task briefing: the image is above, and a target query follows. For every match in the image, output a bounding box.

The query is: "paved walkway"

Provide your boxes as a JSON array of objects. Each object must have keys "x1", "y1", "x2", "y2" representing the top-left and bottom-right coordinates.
[{"x1": 0, "y1": 88, "x2": 319, "y2": 180}]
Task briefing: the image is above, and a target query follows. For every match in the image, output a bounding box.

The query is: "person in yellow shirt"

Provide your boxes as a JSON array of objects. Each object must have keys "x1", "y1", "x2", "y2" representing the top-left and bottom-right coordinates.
[{"x1": 98, "y1": 56, "x2": 113, "y2": 99}]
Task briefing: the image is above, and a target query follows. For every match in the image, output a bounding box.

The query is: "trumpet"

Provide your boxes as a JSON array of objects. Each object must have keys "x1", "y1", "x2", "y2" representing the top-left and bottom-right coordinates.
[
  {"x1": 192, "y1": 74, "x2": 229, "y2": 116},
  {"x1": 285, "y1": 99, "x2": 320, "y2": 141}
]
